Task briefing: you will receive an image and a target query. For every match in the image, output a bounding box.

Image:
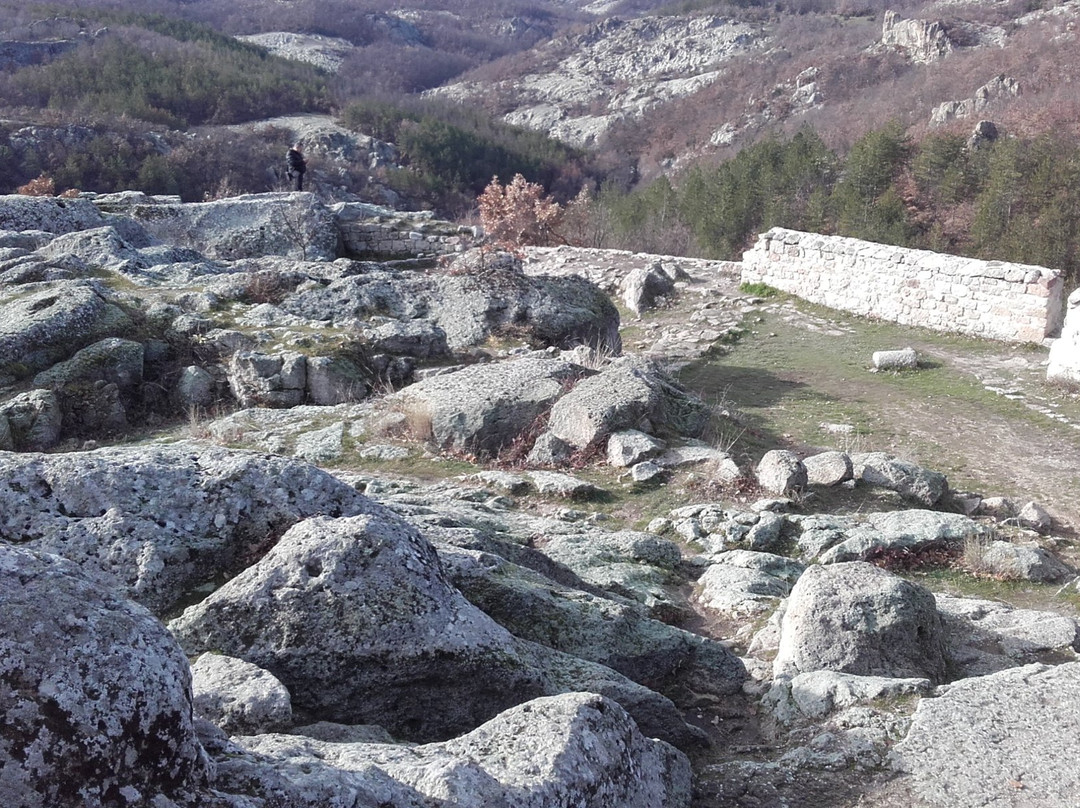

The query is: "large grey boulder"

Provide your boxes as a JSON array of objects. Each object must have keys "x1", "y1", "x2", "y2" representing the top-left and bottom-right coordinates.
[
  {"x1": 388, "y1": 356, "x2": 585, "y2": 457},
  {"x1": 852, "y1": 452, "x2": 948, "y2": 505},
  {"x1": 221, "y1": 692, "x2": 692, "y2": 808},
  {"x1": 803, "y1": 450, "x2": 853, "y2": 486},
  {"x1": 547, "y1": 358, "x2": 707, "y2": 451},
  {"x1": 766, "y1": 670, "x2": 932, "y2": 724},
  {"x1": 131, "y1": 192, "x2": 340, "y2": 261},
  {"x1": 283, "y1": 259, "x2": 621, "y2": 353},
  {"x1": 0, "y1": 445, "x2": 378, "y2": 614},
  {"x1": 774, "y1": 562, "x2": 949, "y2": 683},
  {"x1": 169, "y1": 515, "x2": 546, "y2": 742},
  {"x1": 0, "y1": 544, "x2": 209, "y2": 808},
  {"x1": 695, "y1": 551, "x2": 803, "y2": 617},
  {"x1": 621, "y1": 261, "x2": 676, "y2": 314},
  {"x1": 431, "y1": 266, "x2": 621, "y2": 352},
  {"x1": 755, "y1": 450, "x2": 807, "y2": 496},
  {"x1": 607, "y1": 428, "x2": 665, "y2": 467},
  {"x1": 0, "y1": 389, "x2": 62, "y2": 451},
  {"x1": 0, "y1": 281, "x2": 132, "y2": 382},
  {"x1": 537, "y1": 529, "x2": 683, "y2": 617},
  {"x1": 191, "y1": 653, "x2": 293, "y2": 736},
  {"x1": 32, "y1": 337, "x2": 145, "y2": 435},
  {"x1": 976, "y1": 540, "x2": 1073, "y2": 582},
  {"x1": 893, "y1": 662, "x2": 1080, "y2": 808}
]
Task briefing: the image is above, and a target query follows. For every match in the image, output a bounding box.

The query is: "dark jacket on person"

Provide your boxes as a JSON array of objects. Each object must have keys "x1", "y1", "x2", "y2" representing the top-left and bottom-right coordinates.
[{"x1": 286, "y1": 148, "x2": 306, "y2": 176}]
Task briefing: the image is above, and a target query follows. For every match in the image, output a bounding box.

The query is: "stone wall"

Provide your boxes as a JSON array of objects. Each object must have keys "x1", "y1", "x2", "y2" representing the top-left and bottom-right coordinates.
[
  {"x1": 333, "y1": 202, "x2": 477, "y2": 260},
  {"x1": 742, "y1": 228, "x2": 1065, "y2": 343}
]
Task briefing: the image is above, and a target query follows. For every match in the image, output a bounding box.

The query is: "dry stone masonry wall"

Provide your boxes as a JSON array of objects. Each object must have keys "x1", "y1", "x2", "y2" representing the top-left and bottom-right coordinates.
[
  {"x1": 742, "y1": 227, "x2": 1065, "y2": 343},
  {"x1": 333, "y1": 203, "x2": 478, "y2": 260}
]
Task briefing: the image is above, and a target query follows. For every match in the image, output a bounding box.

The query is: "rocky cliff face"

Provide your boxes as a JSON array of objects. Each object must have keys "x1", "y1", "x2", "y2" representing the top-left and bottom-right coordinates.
[{"x1": 430, "y1": 15, "x2": 766, "y2": 147}]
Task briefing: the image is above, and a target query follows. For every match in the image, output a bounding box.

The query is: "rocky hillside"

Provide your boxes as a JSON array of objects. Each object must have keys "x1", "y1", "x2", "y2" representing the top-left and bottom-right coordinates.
[
  {"x1": 428, "y1": 0, "x2": 1080, "y2": 179},
  {"x1": 1, "y1": 188, "x2": 1079, "y2": 807}
]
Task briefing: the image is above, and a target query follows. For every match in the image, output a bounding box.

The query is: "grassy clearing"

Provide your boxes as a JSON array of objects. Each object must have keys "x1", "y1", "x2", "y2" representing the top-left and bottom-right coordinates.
[{"x1": 678, "y1": 298, "x2": 1080, "y2": 518}]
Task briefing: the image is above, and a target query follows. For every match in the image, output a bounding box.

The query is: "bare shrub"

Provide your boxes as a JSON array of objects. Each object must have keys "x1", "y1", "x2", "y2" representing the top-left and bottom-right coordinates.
[
  {"x1": 478, "y1": 174, "x2": 565, "y2": 249},
  {"x1": 16, "y1": 174, "x2": 56, "y2": 196}
]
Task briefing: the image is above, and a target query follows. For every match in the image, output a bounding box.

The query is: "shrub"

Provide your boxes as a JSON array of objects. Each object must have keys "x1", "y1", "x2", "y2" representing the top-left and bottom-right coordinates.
[
  {"x1": 16, "y1": 175, "x2": 56, "y2": 196},
  {"x1": 477, "y1": 174, "x2": 564, "y2": 248}
]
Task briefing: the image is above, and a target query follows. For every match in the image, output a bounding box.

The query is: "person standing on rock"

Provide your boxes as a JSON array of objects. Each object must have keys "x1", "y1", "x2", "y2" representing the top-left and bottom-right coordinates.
[{"x1": 286, "y1": 142, "x2": 307, "y2": 191}]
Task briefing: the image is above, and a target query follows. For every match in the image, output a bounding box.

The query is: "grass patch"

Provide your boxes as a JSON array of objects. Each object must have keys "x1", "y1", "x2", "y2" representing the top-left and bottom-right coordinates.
[{"x1": 678, "y1": 298, "x2": 1080, "y2": 506}]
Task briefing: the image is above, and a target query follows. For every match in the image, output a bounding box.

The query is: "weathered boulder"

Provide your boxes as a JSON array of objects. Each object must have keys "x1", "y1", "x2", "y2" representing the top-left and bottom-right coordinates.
[
  {"x1": 221, "y1": 693, "x2": 692, "y2": 808},
  {"x1": 548, "y1": 357, "x2": 707, "y2": 451},
  {"x1": 774, "y1": 562, "x2": 949, "y2": 683},
  {"x1": 976, "y1": 540, "x2": 1073, "y2": 582},
  {"x1": 191, "y1": 653, "x2": 293, "y2": 735},
  {"x1": 131, "y1": 192, "x2": 340, "y2": 261},
  {"x1": 893, "y1": 663, "x2": 1080, "y2": 808},
  {"x1": 817, "y1": 509, "x2": 984, "y2": 564},
  {"x1": 304, "y1": 355, "x2": 371, "y2": 405},
  {"x1": 175, "y1": 365, "x2": 216, "y2": 409},
  {"x1": 0, "y1": 281, "x2": 132, "y2": 382},
  {"x1": 1017, "y1": 500, "x2": 1053, "y2": 532},
  {"x1": 852, "y1": 452, "x2": 948, "y2": 505},
  {"x1": 621, "y1": 261, "x2": 675, "y2": 315},
  {"x1": 0, "y1": 544, "x2": 209, "y2": 808},
  {"x1": 388, "y1": 356, "x2": 585, "y2": 456},
  {"x1": 630, "y1": 460, "x2": 664, "y2": 481},
  {"x1": 32, "y1": 337, "x2": 145, "y2": 434},
  {"x1": 227, "y1": 350, "x2": 308, "y2": 408},
  {"x1": 0, "y1": 389, "x2": 63, "y2": 451},
  {"x1": 695, "y1": 551, "x2": 799, "y2": 617},
  {"x1": 431, "y1": 267, "x2": 621, "y2": 352},
  {"x1": 803, "y1": 450, "x2": 853, "y2": 486},
  {"x1": 282, "y1": 259, "x2": 621, "y2": 353},
  {"x1": 0, "y1": 445, "x2": 377, "y2": 614},
  {"x1": 607, "y1": 428, "x2": 665, "y2": 467},
  {"x1": 169, "y1": 514, "x2": 546, "y2": 742},
  {"x1": 755, "y1": 450, "x2": 807, "y2": 496},
  {"x1": 528, "y1": 469, "x2": 606, "y2": 499},
  {"x1": 937, "y1": 593, "x2": 1080, "y2": 677},
  {"x1": 536, "y1": 529, "x2": 683, "y2": 616}
]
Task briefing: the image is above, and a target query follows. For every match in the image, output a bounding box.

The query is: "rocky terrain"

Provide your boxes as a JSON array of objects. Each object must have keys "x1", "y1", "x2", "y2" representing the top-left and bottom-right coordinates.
[{"x1": 1, "y1": 189, "x2": 1079, "y2": 807}]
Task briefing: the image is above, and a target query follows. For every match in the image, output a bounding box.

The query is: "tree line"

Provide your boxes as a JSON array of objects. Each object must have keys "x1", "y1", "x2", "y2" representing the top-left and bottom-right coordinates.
[{"x1": 583, "y1": 124, "x2": 1080, "y2": 287}]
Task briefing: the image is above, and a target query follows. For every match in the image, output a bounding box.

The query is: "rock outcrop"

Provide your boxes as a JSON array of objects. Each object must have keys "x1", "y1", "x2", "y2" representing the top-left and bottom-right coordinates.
[
  {"x1": 0, "y1": 445, "x2": 378, "y2": 614},
  {"x1": 220, "y1": 692, "x2": 693, "y2": 808},
  {"x1": 0, "y1": 544, "x2": 209, "y2": 808},
  {"x1": 893, "y1": 663, "x2": 1080, "y2": 807},
  {"x1": 170, "y1": 513, "x2": 544, "y2": 741}
]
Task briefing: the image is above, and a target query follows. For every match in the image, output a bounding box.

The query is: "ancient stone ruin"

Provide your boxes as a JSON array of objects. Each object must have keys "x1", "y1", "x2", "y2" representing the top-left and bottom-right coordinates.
[{"x1": 742, "y1": 227, "x2": 1065, "y2": 343}]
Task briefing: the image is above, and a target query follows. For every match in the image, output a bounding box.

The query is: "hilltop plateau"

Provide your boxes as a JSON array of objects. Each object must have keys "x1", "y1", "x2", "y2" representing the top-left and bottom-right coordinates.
[{"x1": 1, "y1": 189, "x2": 1079, "y2": 807}]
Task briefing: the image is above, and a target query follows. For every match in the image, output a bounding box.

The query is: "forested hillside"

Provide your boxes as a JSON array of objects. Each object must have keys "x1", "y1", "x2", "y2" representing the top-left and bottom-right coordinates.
[{"x1": 2, "y1": 0, "x2": 1080, "y2": 282}]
